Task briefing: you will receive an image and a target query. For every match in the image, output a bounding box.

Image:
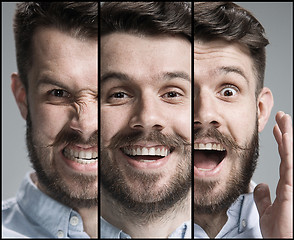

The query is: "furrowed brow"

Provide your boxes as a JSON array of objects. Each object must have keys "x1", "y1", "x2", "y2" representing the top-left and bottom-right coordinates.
[{"x1": 37, "y1": 75, "x2": 69, "y2": 89}]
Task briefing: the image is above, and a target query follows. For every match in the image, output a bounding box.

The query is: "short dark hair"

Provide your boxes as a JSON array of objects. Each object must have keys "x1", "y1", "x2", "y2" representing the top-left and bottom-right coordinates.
[
  {"x1": 194, "y1": 2, "x2": 269, "y2": 95},
  {"x1": 101, "y1": 2, "x2": 191, "y2": 42},
  {"x1": 13, "y1": 2, "x2": 98, "y2": 90}
]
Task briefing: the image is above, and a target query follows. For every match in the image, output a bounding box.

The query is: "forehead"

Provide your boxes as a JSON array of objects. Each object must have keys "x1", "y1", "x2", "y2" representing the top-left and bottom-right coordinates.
[
  {"x1": 101, "y1": 33, "x2": 191, "y2": 82},
  {"x1": 29, "y1": 27, "x2": 98, "y2": 89},
  {"x1": 31, "y1": 27, "x2": 98, "y2": 65},
  {"x1": 194, "y1": 40, "x2": 255, "y2": 84}
]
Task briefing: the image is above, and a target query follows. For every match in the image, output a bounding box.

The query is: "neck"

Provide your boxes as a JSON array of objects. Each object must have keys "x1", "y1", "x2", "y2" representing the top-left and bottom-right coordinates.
[
  {"x1": 77, "y1": 207, "x2": 98, "y2": 238},
  {"x1": 101, "y1": 189, "x2": 191, "y2": 238},
  {"x1": 194, "y1": 209, "x2": 228, "y2": 238}
]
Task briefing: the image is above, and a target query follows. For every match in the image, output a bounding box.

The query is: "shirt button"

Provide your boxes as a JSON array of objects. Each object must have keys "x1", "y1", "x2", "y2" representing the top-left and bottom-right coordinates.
[
  {"x1": 57, "y1": 230, "x2": 64, "y2": 238},
  {"x1": 70, "y1": 216, "x2": 79, "y2": 226},
  {"x1": 242, "y1": 219, "x2": 247, "y2": 228}
]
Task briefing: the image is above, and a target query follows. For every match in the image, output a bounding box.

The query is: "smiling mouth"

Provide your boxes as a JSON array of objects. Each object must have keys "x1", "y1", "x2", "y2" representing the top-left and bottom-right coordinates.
[
  {"x1": 121, "y1": 146, "x2": 174, "y2": 162},
  {"x1": 194, "y1": 143, "x2": 227, "y2": 171}
]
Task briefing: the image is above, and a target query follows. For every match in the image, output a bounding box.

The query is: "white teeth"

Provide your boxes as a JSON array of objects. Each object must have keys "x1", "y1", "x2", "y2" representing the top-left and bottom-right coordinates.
[
  {"x1": 142, "y1": 147, "x2": 148, "y2": 155},
  {"x1": 149, "y1": 148, "x2": 155, "y2": 156},
  {"x1": 63, "y1": 147, "x2": 98, "y2": 164},
  {"x1": 122, "y1": 146, "x2": 170, "y2": 157},
  {"x1": 197, "y1": 168, "x2": 213, "y2": 172},
  {"x1": 194, "y1": 143, "x2": 225, "y2": 151}
]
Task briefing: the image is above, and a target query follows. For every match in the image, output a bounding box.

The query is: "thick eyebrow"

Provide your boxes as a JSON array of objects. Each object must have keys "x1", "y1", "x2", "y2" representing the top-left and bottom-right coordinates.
[
  {"x1": 163, "y1": 71, "x2": 191, "y2": 82},
  {"x1": 101, "y1": 71, "x2": 191, "y2": 84},
  {"x1": 218, "y1": 66, "x2": 249, "y2": 85},
  {"x1": 37, "y1": 76, "x2": 69, "y2": 90}
]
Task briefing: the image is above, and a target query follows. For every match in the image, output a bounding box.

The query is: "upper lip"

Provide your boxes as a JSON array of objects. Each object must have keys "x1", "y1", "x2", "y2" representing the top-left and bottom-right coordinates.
[
  {"x1": 121, "y1": 141, "x2": 169, "y2": 148},
  {"x1": 63, "y1": 144, "x2": 98, "y2": 152}
]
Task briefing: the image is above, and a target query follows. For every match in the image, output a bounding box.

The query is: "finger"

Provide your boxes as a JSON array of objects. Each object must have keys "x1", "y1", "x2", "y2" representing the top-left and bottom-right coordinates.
[
  {"x1": 254, "y1": 183, "x2": 272, "y2": 218},
  {"x1": 280, "y1": 132, "x2": 293, "y2": 186},
  {"x1": 273, "y1": 124, "x2": 283, "y2": 146},
  {"x1": 275, "y1": 111, "x2": 285, "y2": 124},
  {"x1": 276, "y1": 112, "x2": 292, "y2": 137},
  {"x1": 282, "y1": 132, "x2": 293, "y2": 164}
]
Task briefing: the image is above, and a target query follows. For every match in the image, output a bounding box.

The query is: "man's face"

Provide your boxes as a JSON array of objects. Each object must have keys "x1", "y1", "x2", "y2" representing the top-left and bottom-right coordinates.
[
  {"x1": 26, "y1": 28, "x2": 98, "y2": 208},
  {"x1": 194, "y1": 40, "x2": 259, "y2": 214},
  {"x1": 101, "y1": 33, "x2": 191, "y2": 214}
]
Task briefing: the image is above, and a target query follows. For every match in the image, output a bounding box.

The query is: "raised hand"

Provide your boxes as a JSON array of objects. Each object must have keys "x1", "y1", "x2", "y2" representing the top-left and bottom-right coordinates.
[{"x1": 254, "y1": 111, "x2": 293, "y2": 238}]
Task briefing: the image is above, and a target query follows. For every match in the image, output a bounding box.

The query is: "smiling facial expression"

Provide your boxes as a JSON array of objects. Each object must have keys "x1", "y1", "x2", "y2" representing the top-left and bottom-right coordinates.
[
  {"x1": 194, "y1": 40, "x2": 260, "y2": 213},
  {"x1": 25, "y1": 27, "x2": 98, "y2": 208},
  {"x1": 101, "y1": 33, "x2": 191, "y2": 213}
]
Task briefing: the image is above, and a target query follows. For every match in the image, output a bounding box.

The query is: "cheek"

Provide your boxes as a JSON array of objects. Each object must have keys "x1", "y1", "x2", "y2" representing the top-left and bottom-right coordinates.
[
  {"x1": 169, "y1": 106, "x2": 191, "y2": 142},
  {"x1": 101, "y1": 107, "x2": 129, "y2": 145},
  {"x1": 227, "y1": 104, "x2": 257, "y2": 144},
  {"x1": 30, "y1": 104, "x2": 70, "y2": 143}
]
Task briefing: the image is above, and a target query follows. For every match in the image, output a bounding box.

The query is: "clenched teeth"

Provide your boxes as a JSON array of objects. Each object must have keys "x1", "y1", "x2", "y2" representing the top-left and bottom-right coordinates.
[
  {"x1": 63, "y1": 147, "x2": 98, "y2": 164},
  {"x1": 194, "y1": 143, "x2": 225, "y2": 151}
]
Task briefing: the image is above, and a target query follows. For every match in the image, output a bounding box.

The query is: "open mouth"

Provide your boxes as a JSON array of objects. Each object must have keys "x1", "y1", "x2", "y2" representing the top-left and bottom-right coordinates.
[
  {"x1": 121, "y1": 146, "x2": 174, "y2": 162},
  {"x1": 194, "y1": 143, "x2": 227, "y2": 172},
  {"x1": 62, "y1": 146, "x2": 98, "y2": 164}
]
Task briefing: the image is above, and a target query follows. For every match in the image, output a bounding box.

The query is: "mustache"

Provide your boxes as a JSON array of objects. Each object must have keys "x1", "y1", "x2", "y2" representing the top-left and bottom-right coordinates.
[
  {"x1": 34, "y1": 127, "x2": 98, "y2": 148},
  {"x1": 49, "y1": 129, "x2": 98, "y2": 147},
  {"x1": 106, "y1": 130, "x2": 191, "y2": 150},
  {"x1": 194, "y1": 128, "x2": 250, "y2": 151}
]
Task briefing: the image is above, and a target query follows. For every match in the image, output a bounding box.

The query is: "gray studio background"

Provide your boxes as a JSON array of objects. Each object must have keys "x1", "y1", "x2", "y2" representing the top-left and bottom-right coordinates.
[{"x1": 2, "y1": 2, "x2": 293, "y2": 202}]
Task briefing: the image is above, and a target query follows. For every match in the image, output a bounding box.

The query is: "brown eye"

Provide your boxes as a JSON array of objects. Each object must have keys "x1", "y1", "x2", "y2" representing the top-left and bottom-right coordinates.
[
  {"x1": 50, "y1": 89, "x2": 70, "y2": 98},
  {"x1": 162, "y1": 91, "x2": 181, "y2": 98},
  {"x1": 220, "y1": 87, "x2": 237, "y2": 97},
  {"x1": 112, "y1": 92, "x2": 128, "y2": 98}
]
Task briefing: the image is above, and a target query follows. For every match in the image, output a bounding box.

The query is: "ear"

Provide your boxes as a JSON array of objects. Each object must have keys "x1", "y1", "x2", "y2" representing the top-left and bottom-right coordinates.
[
  {"x1": 11, "y1": 73, "x2": 28, "y2": 120},
  {"x1": 257, "y1": 87, "x2": 274, "y2": 132}
]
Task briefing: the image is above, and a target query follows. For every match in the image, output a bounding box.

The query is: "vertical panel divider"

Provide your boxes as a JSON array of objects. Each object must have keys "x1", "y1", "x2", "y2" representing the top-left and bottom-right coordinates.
[
  {"x1": 98, "y1": 1, "x2": 101, "y2": 239},
  {"x1": 191, "y1": 1, "x2": 195, "y2": 238}
]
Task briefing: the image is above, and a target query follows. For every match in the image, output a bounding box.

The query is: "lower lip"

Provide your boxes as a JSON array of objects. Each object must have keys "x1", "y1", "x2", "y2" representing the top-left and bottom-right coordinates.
[
  {"x1": 60, "y1": 151, "x2": 98, "y2": 173},
  {"x1": 194, "y1": 152, "x2": 226, "y2": 178},
  {"x1": 119, "y1": 149, "x2": 171, "y2": 170}
]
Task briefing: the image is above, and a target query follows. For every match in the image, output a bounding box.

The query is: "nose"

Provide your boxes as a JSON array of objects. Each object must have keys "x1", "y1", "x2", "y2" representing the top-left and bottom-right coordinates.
[
  {"x1": 194, "y1": 88, "x2": 221, "y2": 129},
  {"x1": 69, "y1": 98, "x2": 98, "y2": 141},
  {"x1": 128, "y1": 93, "x2": 165, "y2": 132}
]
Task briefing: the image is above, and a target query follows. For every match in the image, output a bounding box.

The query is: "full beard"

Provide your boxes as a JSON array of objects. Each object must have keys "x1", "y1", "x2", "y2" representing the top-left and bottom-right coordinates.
[
  {"x1": 26, "y1": 111, "x2": 98, "y2": 209},
  {"x1": 194, "y1": 121, "x2": 259, "y2": 215},
  {"x1": 100, "y1": 130, "x2": 191, "y2": 222}
]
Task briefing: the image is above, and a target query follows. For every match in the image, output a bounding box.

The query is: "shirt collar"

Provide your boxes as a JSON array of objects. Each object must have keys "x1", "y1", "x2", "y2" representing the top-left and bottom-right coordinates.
[
  {"x1": 16, "y1": 172, "x2": 88, "y2": 238},
  {"x1": 100, "y1": 217, "x2": 191, "y2": 238},
  {"x1": 194, "y1": 181, "x2": 262, "y2": 238}
]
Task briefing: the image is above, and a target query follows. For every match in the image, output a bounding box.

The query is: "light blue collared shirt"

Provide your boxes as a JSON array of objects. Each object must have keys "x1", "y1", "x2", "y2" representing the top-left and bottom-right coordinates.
[
  {"x1": 194, "y1": 182, "x2": 262, "y2": 238},
  {"x1": 100, "y1": 217, "x2": 191, "y2": 238},
  {"x1": 2, "y1": 172, "x2": 90, "y2": 238}
]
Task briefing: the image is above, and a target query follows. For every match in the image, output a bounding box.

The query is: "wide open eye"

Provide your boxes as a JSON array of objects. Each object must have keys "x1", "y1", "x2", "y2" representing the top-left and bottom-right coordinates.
[{"x1": 220, "y1": 86, "x2": 238, "y2": 97}]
